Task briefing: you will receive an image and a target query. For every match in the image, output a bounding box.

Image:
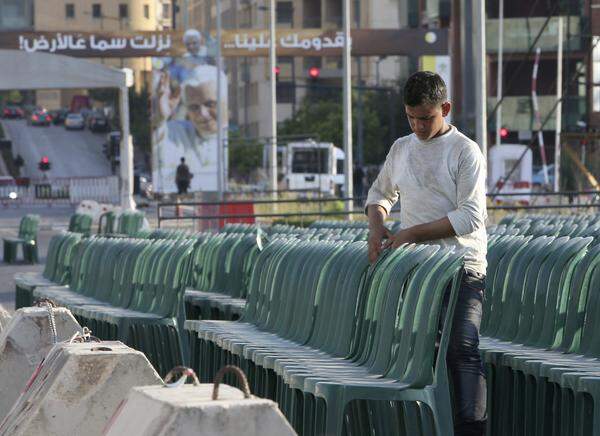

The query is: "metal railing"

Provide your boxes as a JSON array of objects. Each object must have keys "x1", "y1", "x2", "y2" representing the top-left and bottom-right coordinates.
[
  {"x1": 0, "y1": 176, "x2": 119, "y2": 206},
  {"x1": 157, "y1": 191, "x2": 600, "y2": 229}
]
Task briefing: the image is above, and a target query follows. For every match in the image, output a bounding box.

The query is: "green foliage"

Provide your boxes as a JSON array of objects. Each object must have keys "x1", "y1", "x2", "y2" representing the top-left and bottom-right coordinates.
[
  {"x1": 7, "y1": 90, "x2": 23, "y2": 104},
  {"x1": 228, "y1": 132, "x2": 264, "y2": 182}
]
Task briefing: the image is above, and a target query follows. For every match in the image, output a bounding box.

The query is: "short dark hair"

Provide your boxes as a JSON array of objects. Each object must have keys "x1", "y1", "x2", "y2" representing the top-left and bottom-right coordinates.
[
  {"x1": 180, "y1": 157, "x2": 185, "y2": 163},
  {"x1": 403, "y1": 71, "x2": 448, "y2": 107}
]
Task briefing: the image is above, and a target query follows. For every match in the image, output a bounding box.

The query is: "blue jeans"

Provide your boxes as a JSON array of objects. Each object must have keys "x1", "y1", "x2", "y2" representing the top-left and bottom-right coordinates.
[{"x1": 441, "y1": 270, "x2": 487, "y2": 436}]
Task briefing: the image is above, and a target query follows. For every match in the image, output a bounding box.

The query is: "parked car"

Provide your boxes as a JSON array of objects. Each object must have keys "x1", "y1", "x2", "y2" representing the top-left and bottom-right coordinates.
[
  {"x1": 64, "y1": 113, "x2": 85, "y2": 130},
  {"x1": 88, "y1": 112, "x2": 110, "y2": 133},
  {"x1": 49, "y1": 108, "x2": 69, "y2": 125},
  {"x1": 2, "y1": 105, "x2": 24, "y2": 119},
  {"x1": 29, "y1": 110, "x2": 52, "y2": 126}
]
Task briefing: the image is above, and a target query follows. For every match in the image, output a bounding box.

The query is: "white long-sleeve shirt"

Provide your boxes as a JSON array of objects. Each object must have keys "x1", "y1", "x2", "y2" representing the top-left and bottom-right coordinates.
[{"x1": 366, "y1": 125, "x2": 488, "y2": 275}]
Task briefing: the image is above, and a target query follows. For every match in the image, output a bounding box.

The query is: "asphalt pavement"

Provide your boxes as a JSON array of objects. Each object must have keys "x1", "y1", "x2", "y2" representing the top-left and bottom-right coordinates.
[{"x1": 3, "y1": 119, "x2": 111, "y2": 178}]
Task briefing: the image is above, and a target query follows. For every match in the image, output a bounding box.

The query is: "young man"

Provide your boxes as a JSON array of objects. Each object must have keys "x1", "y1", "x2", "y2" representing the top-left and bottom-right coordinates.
[{"x1": 365, "y1": 71, "x2": 487, "y2": 436}]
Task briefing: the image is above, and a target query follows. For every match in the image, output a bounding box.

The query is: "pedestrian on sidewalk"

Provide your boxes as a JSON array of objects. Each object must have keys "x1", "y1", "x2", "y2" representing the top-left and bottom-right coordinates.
[{"x1": 175, "y1": 157, "x2": 193, "y2": 194}]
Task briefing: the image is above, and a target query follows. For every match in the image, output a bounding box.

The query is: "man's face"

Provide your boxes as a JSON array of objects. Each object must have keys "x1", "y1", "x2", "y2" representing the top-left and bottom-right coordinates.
[
  {"x1": 185, "y1": 83, "x2": 218, "y2": 136},
  {"x1": 185, "y1": 38, "x2": 201, "y2": 56},
  {"x1": 405, "y1": 102, "x2": 451, "y2": 141}
]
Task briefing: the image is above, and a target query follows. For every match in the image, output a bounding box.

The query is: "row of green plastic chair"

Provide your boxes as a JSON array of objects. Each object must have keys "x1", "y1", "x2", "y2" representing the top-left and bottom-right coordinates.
[
  {"x1": 185, "y1": 239, "x2": 465, "y2": 435},
  {"x1": 482, "y1": 231, "x2": 600, "y2": 436},
  {"x1": 14, "y1": 231, "x2": 82, "y2": 307},
  {"x1": 489, "y1": 214, "x2": 600, "y2": 242},
  {"x1": 3, "y1": 214, "x2": 39, "y2": 264},
  {"x1": 498, "y1": 213, "x2": 600, "y2": 227},
  {"x1": 184, "y1": 232, "x2": 262, "y2": 321},
  {"x1": 26, "y1": 236, "x2": 195, "y2": 375},
  {"x1": 183, "y1": 227, "x2": 374, "y2": 323}
]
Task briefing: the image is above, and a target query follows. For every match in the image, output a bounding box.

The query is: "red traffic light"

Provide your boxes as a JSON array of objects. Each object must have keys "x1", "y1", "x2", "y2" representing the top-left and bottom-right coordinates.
[
  {"x1": 41, "y1": 156, "x2": 49, "y2": 164},
  {"x1": 500, "y1": 127, "x2": 509, "y2": 138},
  {"x1": 274, "y1": 66, "x2": 280, "y2": 75},
  {"x1": 308, "y1": 66, "x2": 320, "y2": 79}
]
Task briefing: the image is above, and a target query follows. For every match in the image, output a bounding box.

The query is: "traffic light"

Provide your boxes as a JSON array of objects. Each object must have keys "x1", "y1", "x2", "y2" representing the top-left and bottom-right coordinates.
[
  {"x1": 500, "y1": 127, "x2": 509, "y2": 139},
  {"x1": 38, "y1": 156, "x2": 51, "y2": 172},
  {"x1": 274, "y1": 66, "x2": 280, "y2": 82},
  {"x1": 308, "y1": 66, "x2": 320, "y2": 80}
]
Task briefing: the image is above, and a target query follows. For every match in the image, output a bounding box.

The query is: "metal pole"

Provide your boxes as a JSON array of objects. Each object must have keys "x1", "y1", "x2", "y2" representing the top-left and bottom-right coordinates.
[
  {"x1": 269, "y1": 0, "x2": 278, "y2": 197},
  {"x1": 554, "y1": 16, "x2": 563, "y2": 192},
  {"x1": 119, "y1": 86, "x2": 135, "y2": 209},
  {"x1": 216, "y1": 0, "x2": 224, "y2": 198},
  {"x1": 342, "y1": 0, "x2": 353, "y2": 214},
  {"x1": 495, "y1": 0, "x2": 503, "y2": 148},
  {"x1": 182, "y1": 0, "x2": 189, "y2": 29},
  {"x1": 474, "y1": 0, "x2": 487, "y2": 160},
  {"x1": 532, "y1": 47, "x2": 550, "y2": 185}
]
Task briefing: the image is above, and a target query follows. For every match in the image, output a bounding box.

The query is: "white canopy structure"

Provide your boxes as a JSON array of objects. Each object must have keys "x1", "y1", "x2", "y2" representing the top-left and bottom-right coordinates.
[{"x1": 0, "y1": 49, "x2": 135, "y2": 209}]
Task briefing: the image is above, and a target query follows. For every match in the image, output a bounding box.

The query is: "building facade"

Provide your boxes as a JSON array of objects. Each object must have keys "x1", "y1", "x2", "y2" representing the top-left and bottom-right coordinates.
[{"x1": 0, "y1": 0, "x2": 172, "y2": 108}]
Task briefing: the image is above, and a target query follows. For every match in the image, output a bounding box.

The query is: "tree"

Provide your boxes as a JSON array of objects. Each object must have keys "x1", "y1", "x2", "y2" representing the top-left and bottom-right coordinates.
[
  {"x1": 228, "y1": 132, "x2": 265, "y2": 183},
  {"x1": 279, "y1": 84, "x2": 410, "y2": 165}
]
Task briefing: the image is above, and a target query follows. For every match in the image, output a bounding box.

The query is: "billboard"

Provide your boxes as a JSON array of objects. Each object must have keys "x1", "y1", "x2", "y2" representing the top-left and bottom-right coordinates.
[
  {"x1": 0, "y1": 29, "x2": 448, "y2": 58},
  {"x1": 151, "y1": 29, "x2": 227, "y2": 194}
]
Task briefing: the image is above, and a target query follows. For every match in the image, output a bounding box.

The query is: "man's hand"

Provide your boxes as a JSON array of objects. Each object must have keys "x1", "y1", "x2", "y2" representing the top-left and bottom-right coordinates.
[
  {"x1": 382, "y1": 228, "x2": 417, "y2": 250},
  {"x1": 368, "y1": 225, "x2": 392, "y2": 264}
]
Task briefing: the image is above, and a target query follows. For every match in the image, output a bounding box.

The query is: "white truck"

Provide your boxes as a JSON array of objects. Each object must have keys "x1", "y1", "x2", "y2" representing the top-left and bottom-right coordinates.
[{"x1": 282, "y1": 141, "x2": 345, "y2": 195}]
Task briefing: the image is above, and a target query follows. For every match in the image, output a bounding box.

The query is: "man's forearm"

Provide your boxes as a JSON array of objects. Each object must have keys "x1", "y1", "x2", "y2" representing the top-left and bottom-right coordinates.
[
  {"x1": 367, "y1": 204, "x2": 388, "y2": 230},
  {"x1": 407, "y1": 217, "x2": 456, "y2": 243}
]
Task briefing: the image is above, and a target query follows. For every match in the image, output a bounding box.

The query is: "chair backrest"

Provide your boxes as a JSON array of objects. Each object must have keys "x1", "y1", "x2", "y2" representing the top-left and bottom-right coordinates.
[{"x1": 19, "y1": 214, "x2": 39, "y2": 241}]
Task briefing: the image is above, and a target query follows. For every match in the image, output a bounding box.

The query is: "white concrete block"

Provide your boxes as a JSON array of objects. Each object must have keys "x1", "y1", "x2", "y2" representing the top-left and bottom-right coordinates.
[
  {"x1": 104, "y1": 384, "x2": 297, "y2": 436},
  {"x1": 0, "y1": 307, "x2": 81, "y2": 420},
  {"x1": 0, "y1": 341, "x2": 162, "y2": 436}
]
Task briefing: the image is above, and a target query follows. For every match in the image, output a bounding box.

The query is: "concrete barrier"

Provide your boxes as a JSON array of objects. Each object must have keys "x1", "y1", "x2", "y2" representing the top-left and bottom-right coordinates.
[
  {"x1": 104, "y1": 366, "x2": 296, "y2": 436},
  {"x1": 0, "y1": 341, "x2": 162, "y2": 436},
  {"x1": 0, "y1": 306, "x2": 81, "y2": 420}
]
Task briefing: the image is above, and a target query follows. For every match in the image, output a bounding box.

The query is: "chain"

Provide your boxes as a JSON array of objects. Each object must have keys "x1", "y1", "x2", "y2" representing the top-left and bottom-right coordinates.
[{"x1": 35, "y1": 298, "x2": 57, "y2": 344}]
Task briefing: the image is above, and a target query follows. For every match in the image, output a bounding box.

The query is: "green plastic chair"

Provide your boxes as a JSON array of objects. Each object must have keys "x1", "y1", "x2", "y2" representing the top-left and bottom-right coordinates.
[{"x1": 3, "y1": 214, "x2": 39, "y2": 264}]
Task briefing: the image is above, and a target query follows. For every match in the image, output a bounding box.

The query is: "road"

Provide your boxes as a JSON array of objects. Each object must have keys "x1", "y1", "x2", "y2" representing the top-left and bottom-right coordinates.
[{"x1": 3, "y1": 119, "x2": 111, "y2": 178}]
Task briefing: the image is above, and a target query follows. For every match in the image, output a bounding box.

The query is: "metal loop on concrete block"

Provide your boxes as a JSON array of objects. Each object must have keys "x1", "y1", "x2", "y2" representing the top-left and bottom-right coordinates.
[
  {"x1": 34, "y1": 298, "x2": 57, "y2": 307},
  {"x1": 69, "y1": 327, "x2": 101, "y2": 343},
  {"x1": 212, "y1": 365, "x2": 251, "y2": 400},
  {"x1": 164, "y1": 366, "x2": 201, "y2": 387}
]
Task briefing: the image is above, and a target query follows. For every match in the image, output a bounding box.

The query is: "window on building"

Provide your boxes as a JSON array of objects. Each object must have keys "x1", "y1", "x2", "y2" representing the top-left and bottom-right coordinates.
[
  {"x1": 277, "y1": 1, "x2": 293, "y2": 25},
  {"x1": 92, "y1": 3, "x2": 101, "y2": 18},
  {"x1": 277, "y1": 82, "x2": 295, "y2": 104},
  {"x1": 162, "y1": 3, "x2": 170, "y2": 18},
  {"x1": 144, "y1": 4, "x2": 150, "y2": 19},
  {"x1": 119, "y1": 4, "x2": 128, "y2": 19},
  {"x1": 65, "y1": 3, "x2": 75, "y2": 19}
]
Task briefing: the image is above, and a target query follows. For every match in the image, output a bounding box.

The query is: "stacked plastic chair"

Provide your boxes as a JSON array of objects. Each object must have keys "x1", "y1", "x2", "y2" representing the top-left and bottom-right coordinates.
[
  {"x1": 13, "y1": 231, "x2": 82, "y2": 309},
  {"x1": 184, "y1": 232, "x2": 263, "y2": 321},
  {"x1": 482, "y1": 218, "x2": 600, "y2": 436},
  {"x1": 31, "y1": 236, "x2": 195, "y2": 375},
  {"x1": 186, "y1": 239, "x2": 465, "y2": 435},
  {"x1": 68, "y1": 213, "x2": 93, "y2": 236},
  {"x1": 3, "y1": 214, "x2": 39, "y2": 264}
]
